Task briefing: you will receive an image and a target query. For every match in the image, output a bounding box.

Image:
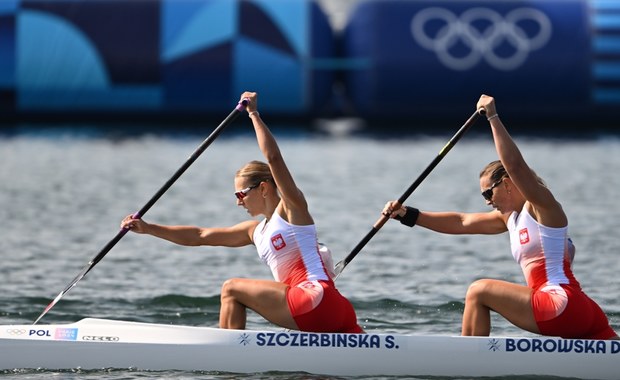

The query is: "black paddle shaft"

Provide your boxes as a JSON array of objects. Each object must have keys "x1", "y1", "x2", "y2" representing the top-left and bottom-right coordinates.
[
  {"x1": 90, "y1": 101, "x2": 248, "y2": 271},
  {"x1": 33, "y1": 100, "x2": 248, "y2": 325},
  {"x1": 334, "y1": 109, "x2": 485, "y2": 277}
]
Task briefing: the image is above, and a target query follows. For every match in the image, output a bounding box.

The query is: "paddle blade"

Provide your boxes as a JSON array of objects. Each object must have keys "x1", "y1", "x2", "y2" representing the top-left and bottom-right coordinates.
[
  {"x1": 33, "y1": 292, "x2": 63, "y2": 325},
  {"x1": 33, "y1": 263, "x2": 91, "y2": 325},
  {"x1": 333, "y1": 260, "x2": 346, "y2": 280}
]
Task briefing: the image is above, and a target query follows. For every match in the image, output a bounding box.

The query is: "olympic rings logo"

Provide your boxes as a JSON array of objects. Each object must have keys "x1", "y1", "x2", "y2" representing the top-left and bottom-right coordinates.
[
  {"x1": 411, "y1": 7, "x2": 552, "y2": 71},
  {"x1": 5, "y1": 329, "x2": 27, "y2": 335}
]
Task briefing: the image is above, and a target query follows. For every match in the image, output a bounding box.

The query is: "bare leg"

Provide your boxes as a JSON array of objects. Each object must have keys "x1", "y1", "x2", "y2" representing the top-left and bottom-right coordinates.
[
  {"x1": 219, "y1": 277, "x2": 298, "y2": 330},
  {"x1": 462, "y1": 279, "x2": 540, "y2": 336}
]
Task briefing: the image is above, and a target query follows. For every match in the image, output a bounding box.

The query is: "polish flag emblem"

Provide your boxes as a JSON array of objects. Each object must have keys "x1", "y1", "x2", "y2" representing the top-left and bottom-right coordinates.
[
  {"x1": 271, "y1": 234, "x2": 286, "y2": 250},
  {"x1": 519, "y1": 228, "x2": 530, "y2": 245}
]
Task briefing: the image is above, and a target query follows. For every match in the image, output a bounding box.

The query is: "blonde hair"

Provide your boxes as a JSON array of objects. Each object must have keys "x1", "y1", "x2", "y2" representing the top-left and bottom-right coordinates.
[
  {"x1": 235, "y1": 160, "x2": 274, "y2": 186},
  {"x1": 480, "y1": 160, "x2": 546, "y2": 186}
]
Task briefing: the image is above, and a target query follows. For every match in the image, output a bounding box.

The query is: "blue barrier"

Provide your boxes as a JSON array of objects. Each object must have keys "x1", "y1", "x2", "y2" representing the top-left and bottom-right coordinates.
[
  {"x1": 2, "y1": 0, "x2": 334, "y2": 118},
  {"x1": 2, "y1": 0, "x2": 620, "y2": 126},
  {"x1": 341, "y1": 0, "x2": 601, "y2": 122}
]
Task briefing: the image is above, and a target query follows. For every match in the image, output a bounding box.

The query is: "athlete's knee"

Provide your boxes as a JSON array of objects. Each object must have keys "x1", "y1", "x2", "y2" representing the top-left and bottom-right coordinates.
[
  {"x1": 465, "y1": 279, "x2": 493, "y2": 303},
  {"x1": 220, "y1": 278, "x2": 242, "y2": 300}
]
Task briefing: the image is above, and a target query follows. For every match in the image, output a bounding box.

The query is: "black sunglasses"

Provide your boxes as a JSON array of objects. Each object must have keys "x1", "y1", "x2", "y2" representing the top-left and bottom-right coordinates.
[
  {"x1": 481, "y1": 179, "x2": 503, "y2": 201},
  {"x1": 235, "y1": 182, "x2": 261, "y2": 200}
]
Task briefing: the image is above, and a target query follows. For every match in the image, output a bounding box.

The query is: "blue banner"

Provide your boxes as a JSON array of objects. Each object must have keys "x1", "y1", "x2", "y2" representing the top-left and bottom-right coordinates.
[
  {"x1": 342, "y1": 0, "x2": 591, "y2": 120},
  {"x1": 4, "y1": 0, "x2": 334, "y2": 118}
]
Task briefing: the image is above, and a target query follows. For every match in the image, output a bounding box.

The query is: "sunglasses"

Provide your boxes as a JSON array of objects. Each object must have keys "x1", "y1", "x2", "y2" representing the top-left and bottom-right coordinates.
[
  {"x1": 235, "y1": 182, "x2": 261, "y2": 200},
  {"x1": 481, "y1": 178, "x2": 503, "y2": 201}
]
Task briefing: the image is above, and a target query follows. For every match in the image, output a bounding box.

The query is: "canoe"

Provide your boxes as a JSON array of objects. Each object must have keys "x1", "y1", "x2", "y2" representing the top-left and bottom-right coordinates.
[{"x1": 1, "y1": 318, "x2": 619, "y2": 378}]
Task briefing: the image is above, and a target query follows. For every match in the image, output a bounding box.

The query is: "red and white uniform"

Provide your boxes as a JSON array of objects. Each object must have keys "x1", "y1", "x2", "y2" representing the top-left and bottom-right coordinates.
[
  {"x1": 253, "y1": 212, "x2": 362, "y2": 333},
  {"x1": 508, "y1": 206, "x2": 616, "y2": 339}
]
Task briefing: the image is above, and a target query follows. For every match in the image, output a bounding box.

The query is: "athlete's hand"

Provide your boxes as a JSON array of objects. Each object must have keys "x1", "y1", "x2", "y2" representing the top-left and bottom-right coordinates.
[
  {"x1": 383, "y1": 200, "x2": 406, "y2": 219},
  {"x1": 121, "y1": 214, "x2": 149, "y2": 234}
]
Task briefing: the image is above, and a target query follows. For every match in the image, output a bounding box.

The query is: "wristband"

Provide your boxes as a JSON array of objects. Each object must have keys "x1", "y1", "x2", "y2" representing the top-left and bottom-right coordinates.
[
  {"x1": 487, "y1": 114, "x2": 499, "y2": 121},
  {"x1": 395, "y1": 206, "x2": 420, "y2": 227},
  {"x1": 249, "y1": 111, "x2": 260, "y2": 118}
]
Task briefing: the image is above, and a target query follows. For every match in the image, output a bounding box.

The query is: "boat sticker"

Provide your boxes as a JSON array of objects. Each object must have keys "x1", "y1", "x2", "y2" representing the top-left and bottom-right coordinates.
[
  {"x1": 25, "y1": 328, "x2": 78, "y2": 340},
  {"x1": 28, "y1": 329, "x2": 53, "y2": 338},
  {"x1": 507, "y1": 338, "x2": 619, "y2": 354},
  {"x1": 82, "y1": 335, "x2": 120, "y2": 342},
  {"x1": 488, "y1": 338, "x2": 502, "y2": 351},
  {"x1": 239, "y1": 333, "x2": 251, "y2": 346},
  {"x1": 54, "y1": 328, "x2": 78, "y2": 341},
  {"x1": 486, "y1": 338, "x2": 620, "y2": 355},
  {"x1": 255, "y1": 332, "x2": 398, "y2": 349},
  {"x1": 5, "y1": 328, "x2": 27, "y2": 336}
]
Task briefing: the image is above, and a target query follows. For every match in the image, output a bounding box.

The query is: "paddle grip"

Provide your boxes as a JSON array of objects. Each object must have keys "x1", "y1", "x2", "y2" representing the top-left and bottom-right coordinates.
[{"x1": 236, "y1": 98, "x2": 250, "y2": 111}]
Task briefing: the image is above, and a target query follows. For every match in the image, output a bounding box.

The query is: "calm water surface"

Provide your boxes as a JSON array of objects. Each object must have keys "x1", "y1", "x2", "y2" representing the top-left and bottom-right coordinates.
[{"x1": 1, "y1": 123, "x2": 619, "y2": 379}]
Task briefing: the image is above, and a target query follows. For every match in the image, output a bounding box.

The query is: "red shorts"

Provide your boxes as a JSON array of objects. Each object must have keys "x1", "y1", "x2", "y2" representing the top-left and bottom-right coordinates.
[
  {"x1": 286, "y1": 280, "x2": 363, "y2": 333},
  {"x1": 533, "y1": 284, "x2": 617, "y2": 339}
]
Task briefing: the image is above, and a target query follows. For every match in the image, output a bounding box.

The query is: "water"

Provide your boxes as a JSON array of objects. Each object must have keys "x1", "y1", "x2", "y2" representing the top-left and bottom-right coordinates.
[{"x1": 1, "y1": 123, "x2": 619, "y2": 379}]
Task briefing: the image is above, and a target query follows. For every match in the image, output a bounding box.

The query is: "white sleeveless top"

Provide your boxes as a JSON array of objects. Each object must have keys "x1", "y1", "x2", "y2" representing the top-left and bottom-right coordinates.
[
  {"x1": 253, "y1": 212, "x2": 331, "y2": 286},
  {"x1": 507, "y1": 206, "x2": 578, "y2": 291}
]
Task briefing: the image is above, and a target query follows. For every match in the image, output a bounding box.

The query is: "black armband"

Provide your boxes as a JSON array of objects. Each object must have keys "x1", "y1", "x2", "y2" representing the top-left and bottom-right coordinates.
[{"x1": 394, "y1": 206, "x2": 419, "y2": 227}]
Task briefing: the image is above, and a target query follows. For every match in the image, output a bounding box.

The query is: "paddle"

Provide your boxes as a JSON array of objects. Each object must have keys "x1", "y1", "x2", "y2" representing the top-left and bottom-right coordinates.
[
  {"x1": 33, "y1": 98, "x2": 249, "y2": 325},
  {"x1": 333, "y1": 109, "x2": 486, "y2": 278}
]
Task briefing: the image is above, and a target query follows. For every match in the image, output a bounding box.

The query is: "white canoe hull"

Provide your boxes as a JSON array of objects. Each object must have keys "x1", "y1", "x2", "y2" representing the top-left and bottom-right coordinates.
[{"x1": 1, "y1": 318, "x2": 619, "y2": 378}]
